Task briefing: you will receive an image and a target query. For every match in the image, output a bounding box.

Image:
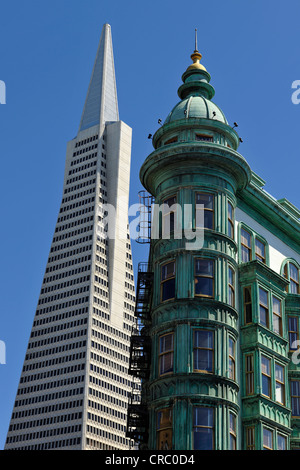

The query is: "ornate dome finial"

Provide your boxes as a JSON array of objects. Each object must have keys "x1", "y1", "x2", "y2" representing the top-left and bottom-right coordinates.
[{"x1": 186, "y1": 28, "x2": 207, "y2": 72}]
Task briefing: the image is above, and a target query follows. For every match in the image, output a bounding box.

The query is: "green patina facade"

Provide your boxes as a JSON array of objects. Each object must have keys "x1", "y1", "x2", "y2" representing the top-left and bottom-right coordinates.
[{"x1": 127, "y1": 46, "x2": 300, "y2": 450}]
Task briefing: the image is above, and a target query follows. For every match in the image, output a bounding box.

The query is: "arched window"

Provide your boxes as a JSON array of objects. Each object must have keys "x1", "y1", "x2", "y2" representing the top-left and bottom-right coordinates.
[
  {"x1": 282, "y1": 259, "x2": 300, "y2": 294},
  {"x1": 239, "y1": 223, "x2": 269, "y2": 265}
]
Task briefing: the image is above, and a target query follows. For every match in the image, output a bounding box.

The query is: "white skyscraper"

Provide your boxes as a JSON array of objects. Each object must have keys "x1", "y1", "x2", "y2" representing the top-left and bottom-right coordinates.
[{"x1": 5, "y1": 24, "x2": 137, "y2": 450}]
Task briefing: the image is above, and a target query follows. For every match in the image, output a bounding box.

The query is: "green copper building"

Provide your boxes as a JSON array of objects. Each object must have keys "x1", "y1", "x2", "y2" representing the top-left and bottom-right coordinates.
[{"x1": 126, "y1": 43, "x2": 300, "y2": 451}]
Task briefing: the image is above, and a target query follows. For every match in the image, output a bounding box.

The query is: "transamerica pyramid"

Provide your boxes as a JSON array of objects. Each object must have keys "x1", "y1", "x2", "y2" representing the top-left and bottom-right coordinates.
[{"x1": 5, "y1": 24, "x2": 137, "y2": 450}]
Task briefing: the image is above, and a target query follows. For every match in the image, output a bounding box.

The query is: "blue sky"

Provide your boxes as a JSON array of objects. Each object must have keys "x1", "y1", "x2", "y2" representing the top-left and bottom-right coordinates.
[{"x1": 0, "y1": 0, "x2": 300, "y2": 449}]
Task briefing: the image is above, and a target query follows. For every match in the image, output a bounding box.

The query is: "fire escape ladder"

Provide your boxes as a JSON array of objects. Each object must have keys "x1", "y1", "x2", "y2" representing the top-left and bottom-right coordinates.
[{"x1": 126, "y1": 262, "x2": 153, "y2": 446}]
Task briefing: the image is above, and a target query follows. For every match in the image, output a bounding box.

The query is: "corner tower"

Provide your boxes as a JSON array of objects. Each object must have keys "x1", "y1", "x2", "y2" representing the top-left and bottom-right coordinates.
[
  {"x1": 138, "y1": 41, "x2": 251, "y2": 451},
  {"x1": 134, "y1": 35, "x2": 300, "y2": 451}
]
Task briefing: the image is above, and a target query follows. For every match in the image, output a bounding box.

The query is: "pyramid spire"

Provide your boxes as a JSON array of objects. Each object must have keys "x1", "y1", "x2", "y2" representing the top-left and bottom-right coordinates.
[
  {"x1": 5, "y1": 23, "x2": 136, "y2": 451},
  {"x1": 79, "y1": 23, "x2": 119, "y2": 133}
]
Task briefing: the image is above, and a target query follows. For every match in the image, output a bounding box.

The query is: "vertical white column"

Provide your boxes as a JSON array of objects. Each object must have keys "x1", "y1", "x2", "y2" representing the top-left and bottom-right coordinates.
[{"x1": 106, "y1": 121, "x2": 132, "y2": 329}]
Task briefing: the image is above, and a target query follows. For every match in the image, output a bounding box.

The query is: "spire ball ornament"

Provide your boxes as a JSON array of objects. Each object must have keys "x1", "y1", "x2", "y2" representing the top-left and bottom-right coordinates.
[{"x1": 186, "y1": 28, "x2": 207, "y2": 72}]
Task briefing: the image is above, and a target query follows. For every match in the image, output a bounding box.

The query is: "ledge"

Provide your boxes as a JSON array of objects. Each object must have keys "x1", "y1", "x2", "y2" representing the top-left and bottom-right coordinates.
[
  {"x1": 278, "y1": 198, "x2": 300, "y2": 220},
  {"x1": 151, "y1": 298, "x2": 239, "y2": 324},
  {"x1": 239, "y1": 259, "x2": 289, "y2": 290},
  {"x1": 140, "y1": 141, "x2": 252, "y2": 195},
  {"x1": 238, "y1": 184, "x2": 300, "y2": 253},
  {"x1": 251, "y1": 171, "x2": 266, "y2": 188}
]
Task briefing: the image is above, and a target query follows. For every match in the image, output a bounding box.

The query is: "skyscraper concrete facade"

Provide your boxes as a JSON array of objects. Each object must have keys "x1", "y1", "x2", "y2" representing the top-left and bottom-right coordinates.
[
  {"x1": 128, "y1": 44, "x2": 300, "y2": 450},
  {"x1": 5, "y1": 24, "x2": 137, "y2": 450}
]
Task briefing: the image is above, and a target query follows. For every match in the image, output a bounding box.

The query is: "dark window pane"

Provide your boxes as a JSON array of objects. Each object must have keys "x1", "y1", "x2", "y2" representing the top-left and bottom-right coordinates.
[
  {"x1": 260, "y1": 306, "x2": 268, "y2": 327},
  {"x1": 160, "y1": 334, "x2": 173, "y2": 353},
  {"x1": 160, "y1": 352, "x2": 173, "y2": 374},
  {"x1": 245, "y1": 304, "x2": 252, "y2": 324},
  {"x1": 157, "y1": 408, "x2": 172, "y2": 429},
  {"x1": 244, "y1": 287, "x2": 251, "y2": 303},
  {"x1": 162, "y1": 278, "x2": 175, "y2": 301},
  {"x1": 204, "y1": 211, "x2": 213, "y2": 229},
  {"x1": 194, "y1": 428, "x2": 213, "y2": 450},
  {"x1": 246, "y1": 354, "x2": 254, "y2": 395},
  {"x1": 228, "y1": 268, "x2": 235, "y2": 307},
  {"x1": 195, "y1": 277, "x2": 213, "y2": 297},
  {"x1": 289, "y1": 317, "x2": 298, "y2": 350},
  {"x1": 291, "y1": 380, "x2": 300, "y2": 416},
  {"x1": 195, "y1": 134, "x2": 213, "y2": 142},
  {"x1": 259, "y1": 288, "x2": 268, "y2": 306},
  {"x1": 262, "y1": 378, "x2": 270, "y2": 398},
  {"x1": 193, "y1": 407, "x2": 213, "y2": 427},
  {"x1": 289, "y1": 317, "x2": 298, "y2": 331},
  {"x1": 292, "y1": 398, "x2": 300, "y2": 416},
  {"x1": 196, "y1": 193, "x2": 213, "y2": 209},
  {"x1": 246, "y1": 373, "x2": 254, "y2": 395},
  {"x1": 244, "y1": 287, "x2": 252, "y2": 324},
  {"x1": 277, "y1": 434, "x2": 286, "y2": 451},
  {"x1": 261, "y1": 356, "x2": 270, "y2": 375},
  {"x1": 169, "y1": 212, "x2": 175, "y2": 232},
  {"x1": 293, "y1": 398, "x2": 300, "y2": 416},
  {"x1": 159, "y1": 334, "x2": 174, "y2": 375},
  {"x1": 228, "y1": 202, "x2": 233, "y2": 220},
  {"x1": 194, "y1": 349, "x2": 213, "y2": 372},
  {"x1": 161, "y1": 262, "x2": 175, "y2": 281},
  {"x1": 229, "y1": 413, "x2": 236, "y2": 450},
  {"x1": 259, "y1": 288, "x2": 268, "y2": 327},
  {"x1": 195, "y1": 259, "x2": 214, "y2": 276},
  {"x1": 246, "y1": 355, "x2": 253, "y2": 372},
  {"x1": 290, "y1": 263, "x2": 299, "y2": 282},
  {"x1": 194, "y1": 330, "x2": 213, "y2": 349},
  {"x1": 262, "y1": 375, "x2": 270, "y2": 397},
  {"x1": 291, "y1": 280, "x2": 299, "y2": 294},
  {"x1": 229, "y1": 413, "x2": 235, "y2": 432},
  {"x1": 241, "y1": 245, "x2": 250, "y2": 262},
  {"x1": 194, "y1": 331, "x2": 213, "y2": 372},
  {"x1": 289, "y1": 332, "x2": 298, "y2": 350},
  {"x1": 164, "y1": 196, "x2": 176, "y2": 209},
  {"x1": 263, "y1": 428, "x2": 273, "y2": 449},
  {"x1": 291, "y1": 380, "x2": 300, "y2": 395},
  {"x1": 193, "y1": 407, "x2": 214, "y2": 450},
  {"x1": 261, "y1": 356, "x2": 271, "y2": 397}
]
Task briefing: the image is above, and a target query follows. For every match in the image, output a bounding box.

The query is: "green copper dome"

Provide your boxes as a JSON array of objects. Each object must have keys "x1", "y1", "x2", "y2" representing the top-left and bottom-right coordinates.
[
  {"x1": 164, "y1": 46, "x2": 227, "y2": 125},
  {"x1": 164, "y1": 95, "x2": 227, "y2": 124}
]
